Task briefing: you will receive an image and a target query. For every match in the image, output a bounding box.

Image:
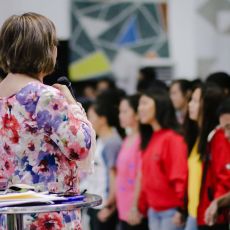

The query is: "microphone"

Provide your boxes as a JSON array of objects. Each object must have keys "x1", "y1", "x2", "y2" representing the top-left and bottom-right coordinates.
[{"x1": 57, "y1": 76, "x2": 76, "y2": 99}]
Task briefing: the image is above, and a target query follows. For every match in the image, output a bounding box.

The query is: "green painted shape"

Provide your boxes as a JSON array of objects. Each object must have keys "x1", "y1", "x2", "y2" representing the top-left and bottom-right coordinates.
[
  {"x1": 70, "y1": 11, "x2": 96, "y2": 62},
  {"x1": 98, "y1": 15, "x2": 131, "y2": 42},
  {"x1": 143, "y1": 3, "x2": 160, "y2": 25},
  {"x1": 157, "y1": 42, "x2": 169, "y2": 58},
  {"x1": 136, "y1": 10, "x2": 158, "y2": 38},
  {"x1": 85, "y1": 9, "x2": 102, "y2": 18},
  {"x1": 104, "y1": 3, "x2": 132, "y2": 20}
]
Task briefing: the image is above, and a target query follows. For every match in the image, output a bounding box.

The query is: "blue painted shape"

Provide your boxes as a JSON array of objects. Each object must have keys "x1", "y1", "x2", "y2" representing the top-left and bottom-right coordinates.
[{"x1": 117, "y1": 16, "x2": 139, "y2": 46}]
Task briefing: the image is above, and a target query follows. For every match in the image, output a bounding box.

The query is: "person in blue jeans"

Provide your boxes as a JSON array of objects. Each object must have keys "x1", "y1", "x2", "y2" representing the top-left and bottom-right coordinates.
[
  {"x1": 185, "y1": 216, "x2": 198, "y2": 230},
  {"x1": 137, "y1": 88, "x2": 188, "y2": 230},
  {"x1": 148, "y1": 208, "x2": 185, "y2": 230}
]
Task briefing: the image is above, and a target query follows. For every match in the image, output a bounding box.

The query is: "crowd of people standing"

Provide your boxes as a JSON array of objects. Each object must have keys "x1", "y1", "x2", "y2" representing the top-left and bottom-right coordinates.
[{"x1": 81, "y1": 70, "x2": 230, "y2": 230}]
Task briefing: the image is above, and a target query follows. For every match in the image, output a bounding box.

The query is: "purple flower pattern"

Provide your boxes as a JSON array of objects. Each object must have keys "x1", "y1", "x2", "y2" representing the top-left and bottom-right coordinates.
[{"x1": 0, "y1": 82, "x2": 95, "y2": 229}]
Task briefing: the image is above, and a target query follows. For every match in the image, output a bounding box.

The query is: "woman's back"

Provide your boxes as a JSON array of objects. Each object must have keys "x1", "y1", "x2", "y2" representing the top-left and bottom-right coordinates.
[
  {"x1": 0, "y1": 12, "x2": 96, "y2": 229},
  {"x1": 0, "y1": 82, "x2": 95, "y2": 229},
  {"x1": 0, "y1": 81, "x2": 92, "y2": 192}
]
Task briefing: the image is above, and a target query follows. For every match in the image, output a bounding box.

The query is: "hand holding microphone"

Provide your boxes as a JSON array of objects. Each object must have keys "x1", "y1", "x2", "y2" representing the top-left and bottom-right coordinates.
[{"x1": 53, "y1": 76, "x2": 77, "y2": 105}]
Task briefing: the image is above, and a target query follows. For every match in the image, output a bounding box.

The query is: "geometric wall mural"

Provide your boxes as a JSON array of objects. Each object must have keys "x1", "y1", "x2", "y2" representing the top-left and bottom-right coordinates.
[
  {"x1": 198, "y1": 0, "x2": 230, "y2": 30},
  {"x1": 69, "y1": 0, "x2": 169, "y2": 81},
  {"x1": 196, "y1": 0, "x2": 230, "y2": 78}
]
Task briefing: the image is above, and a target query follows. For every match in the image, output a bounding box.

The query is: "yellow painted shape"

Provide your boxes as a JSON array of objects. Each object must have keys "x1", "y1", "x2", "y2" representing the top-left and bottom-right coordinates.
[{"x1": 69, "y1": 51, "x2": 111, "y2": 81}]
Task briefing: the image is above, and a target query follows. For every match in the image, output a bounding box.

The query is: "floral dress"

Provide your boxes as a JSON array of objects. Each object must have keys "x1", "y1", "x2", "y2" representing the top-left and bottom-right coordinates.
[{"x1": 0, "y1": 82, "x2": 95, "y2": 230}]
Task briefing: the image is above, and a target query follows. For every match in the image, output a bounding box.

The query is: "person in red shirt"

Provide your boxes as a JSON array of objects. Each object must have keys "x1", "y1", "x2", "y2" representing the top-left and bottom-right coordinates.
[
  {"x1": 185, "y1": 83, "x2": 230, "y2": 230},
  {"x1": 204, "y1": 97, "x2": 230, "y2": 227},
  {"x1": 137, "y1": 88, "x2": 188, "y2": 230}
]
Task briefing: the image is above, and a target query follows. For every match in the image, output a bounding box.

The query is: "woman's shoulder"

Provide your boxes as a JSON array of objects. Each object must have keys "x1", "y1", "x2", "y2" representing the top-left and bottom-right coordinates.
[
  {"x1": 105, "y1": 130, "x2": 122, "y2": 146},
  {"x1": 15, "y1": 82, "x2": 63, "y2": 113},
  {"x1": 16, "y1": 82, "x2": 59, "y2": 98},
  {"x1": 208, "y1": 127, "x2": 230, "y2": 159},
  {"x1": 102, "y1": 130, "x2": 122, "y2": 152},
  {"x1": 161, "y1": 129, "x2": 186, "y2": 148},
  {"x1": 209, "y1": 127, "x2": 227, "y2": 144},
  {"x1": 162, "y1": 129, "x2": 184, "y2": 140}
]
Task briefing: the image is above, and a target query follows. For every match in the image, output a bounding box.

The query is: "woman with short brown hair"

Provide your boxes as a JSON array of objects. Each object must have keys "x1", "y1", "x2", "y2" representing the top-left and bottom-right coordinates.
[
  {"x1": 0, "y1": 12, "x2": 58, "y2": 78},
  {"x1": 0, "y1": 12, "x2": 95, "y2": 229}
]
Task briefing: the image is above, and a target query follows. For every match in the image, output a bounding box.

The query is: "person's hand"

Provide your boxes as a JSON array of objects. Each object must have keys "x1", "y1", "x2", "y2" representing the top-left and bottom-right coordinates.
[
  {"x1": 97, "y1": 207, "x2": 114, "y2": 222},
  {"x1": 127, "y1": 207, "x2": 142, "y2": 226},
  {"x1": 205, "y1": 200, "x2": 218, "y2": 226},
  {"x1": 52, "y1": 83, "x2": 76, "y2": 105},
  {"x1": 172, "y1": 211, "x2": 185, "y2": 227}
]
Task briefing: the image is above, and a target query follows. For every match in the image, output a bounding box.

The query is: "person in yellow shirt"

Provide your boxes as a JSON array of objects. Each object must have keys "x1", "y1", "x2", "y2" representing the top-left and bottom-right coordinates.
[
  {"x1": 184, "y1": 84, "x2": 229, "y2": 230},
  {"x1": 187, "y1": 140, "x2": 202, "y2": 230}
]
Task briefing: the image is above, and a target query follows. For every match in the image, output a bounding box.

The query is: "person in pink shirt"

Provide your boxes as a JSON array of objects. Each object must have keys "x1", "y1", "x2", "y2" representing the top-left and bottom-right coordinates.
[{"x1": 116, "y1": 95, "x2": 148, "y2": 230}]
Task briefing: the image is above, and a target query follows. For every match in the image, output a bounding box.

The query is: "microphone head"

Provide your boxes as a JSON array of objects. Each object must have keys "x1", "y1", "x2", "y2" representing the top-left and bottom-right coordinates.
[
  {"x1": 56, "y1": 76, "x2": 76, "y2": 99},
  {"x1": 57, "y1": 76, "x2": 71, "y2": 87}
]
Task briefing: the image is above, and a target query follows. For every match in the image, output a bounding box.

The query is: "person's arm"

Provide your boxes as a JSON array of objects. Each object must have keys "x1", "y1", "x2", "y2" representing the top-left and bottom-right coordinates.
[
  {"x1": 204, "y1": 131, "x2": 230, "y2": 226},
  {"x1": 127, "y1": 170, "x2": 143, "y2": 225},
  {"x1": 35, "y1": 86, "x2": 96, "y2": 162},
  {"x1": 97, "y1": 138, "x2": 121, "y2": 222},
  {"x1": 105, "y1": 167, "x2": 116, "y2": 207},
  {"x1": 164, "y1": 134, "x2": 188, "y2": 226},
  {"x1": 137, "y1": 179, "x2": 148, "y2": 216},
  {"x1": 205, "y1": 192, "x2": 230, "y2": 226},
  {"x1": 131, "y1": 170, "x2": 142, "y2": 210},
  {"x1": 97, "y1": 167, "x2": 117, "y2": 222},
  {"x1": 217, "y1": 192, "x2": 230, "y2": 207},
  {"x1": 165, "y1": 135, "x2": 188, "y2": 207},
  {"x1": 211, "y1": 131, "x2": 230, "y2": 199}
]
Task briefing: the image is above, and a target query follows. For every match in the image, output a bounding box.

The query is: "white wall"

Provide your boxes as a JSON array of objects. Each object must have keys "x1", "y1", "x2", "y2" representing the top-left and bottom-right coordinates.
[
  {"x1": 194, "y1": 0, "x2": 230, "y2": 78},
  {"x1": 0, "y1": 0, "x2": 70, "y2": 40},
  {"x1": 168, "y1": 0, "x2": 197, "y2": 79}
]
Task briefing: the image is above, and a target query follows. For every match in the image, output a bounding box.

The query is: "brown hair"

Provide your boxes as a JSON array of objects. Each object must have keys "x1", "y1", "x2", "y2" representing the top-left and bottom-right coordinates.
[{"x1": 0, "y1": 12, "x2": 58, "y2": 78}]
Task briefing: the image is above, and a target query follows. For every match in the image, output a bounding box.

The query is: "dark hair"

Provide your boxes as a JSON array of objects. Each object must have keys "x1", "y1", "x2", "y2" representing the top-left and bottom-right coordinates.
[
  {"x1": 0, "y1": 12, "x2": 57, "y2": 78},
  {"x1": 140, "y1": 67, "x2": 156, "y2": 80},
  {"x1": 121, "y1": 94, "x2": 140, "y2": 113},
  {"x1": 206, "y1": 72, "x2": 230, "y2": 96},
  {"x1": 138, "y1": 78, "x2": 168, "y2": 92},
  {"x1": 140, "y1": 88, "x2": 179, "y2": 150},
  {"x1": 137, "y1": 67, "x2": 157, "y2": 91},
  {"x1": 94, "y1": 88, "x2": 126, "y2": 137},
  {"x1": 185, "y1": 83, "x2": 224, "y2": 158},
  {"x1": 97, "y1": 76, "x2": 116, "y2": 90},
  {"x1": 190, "y1": 78, "x2": 203, "y2": 90},
  {"x1": 139, "y1": 125, "x2": 153, "y2": 151},
  {"x1": 170, "y1": 79, "x2": 192, "y2": 96},
  {"x1": 81, "y1": 99, "x2": 94, "y2": 113},
  {"x1": 183, "y1": 117, "x2": 198, "y2": 154},
  {"x1": 0, "y1": 68, "x2": 6, "y2": 79},
  {"x1": 217, "y1": 97, "x2": 230, "y2": 117}
]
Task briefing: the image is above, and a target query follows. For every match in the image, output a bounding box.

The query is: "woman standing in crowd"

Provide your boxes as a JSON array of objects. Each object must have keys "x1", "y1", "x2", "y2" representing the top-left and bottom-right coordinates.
[
  {"x1": 170, "y1": 79, "x2": 192, "y2": 125},
  {"x1": 184, "y1": 83, "x2": 230, "y2": 230},
  {"x1": 137, "y1": 88, "x2": 188, "y2": 230},
  {"x1": 0, "y1": 12, "x2": 95, "y2": 229},
  {"x1": 116, "y1": 95, "x2": 148, "y2": 230},
  {"x1": 83, "y1": 89, "x2": 124, "y2": 230},
  {"x1": 204, "y1": 97, "x2": 230, "y2": 226}
]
